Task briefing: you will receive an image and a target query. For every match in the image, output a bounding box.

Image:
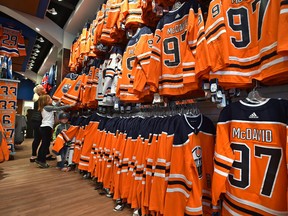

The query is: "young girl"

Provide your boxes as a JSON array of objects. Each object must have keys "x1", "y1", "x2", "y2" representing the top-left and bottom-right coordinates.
[{"x1": 37, "y1": 95, "x2": 71, "y2": 168}]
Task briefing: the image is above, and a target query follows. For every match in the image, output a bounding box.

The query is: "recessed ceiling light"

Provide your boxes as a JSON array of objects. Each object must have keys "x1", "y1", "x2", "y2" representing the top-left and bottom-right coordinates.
[
  {"x1": 58, "y1": 0, "x2": 63, "y2": 1},
  {"x1": 37, "y1": 37, "x2": 45, "y2": 43},
  {"x1": 34, "y1": 44, "x2": 41, "y2": 49},
  {"x1": 32, "y1": 53, "x2": 38, "y2": 56},
  {"x1": 47, "y1": 8, "x2": 57, "y2": 15},
  {"x1": 36, "y1": 27, "x2": 40, "y2": 31},
  {"x1": 33, "y1": 49, "x2": 40, "y2": 53},
  {"x1": 31, "y1": 56, "x2": 37, "y2": 60}
]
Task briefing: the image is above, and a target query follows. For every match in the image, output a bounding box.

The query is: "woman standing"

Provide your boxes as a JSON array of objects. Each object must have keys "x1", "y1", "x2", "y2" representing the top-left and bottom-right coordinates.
[
  {"x1": 36, "y1": 94, "x2": 71, "y2": 168},
  {"x1": 30, "y1": 85, "x2": 47, "y2": 162}
]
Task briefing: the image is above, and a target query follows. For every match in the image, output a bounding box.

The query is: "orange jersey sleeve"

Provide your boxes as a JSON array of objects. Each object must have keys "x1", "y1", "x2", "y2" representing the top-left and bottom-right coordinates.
[
  {"x1": 132, "y1": 27, "x2": 155, "y2": 94},
  {"x1": 278, "y1": 0, "x2": 288, "y2": 55}
]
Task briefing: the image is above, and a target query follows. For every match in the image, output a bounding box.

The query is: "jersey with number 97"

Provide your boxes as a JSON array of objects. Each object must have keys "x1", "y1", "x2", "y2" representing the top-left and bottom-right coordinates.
[
  {"x1": 148, "y1": 1, "x2": 208, "y2": 96},
  {"x1": 206, "y1": 0, "x2": 288, "y2": 88},
  {"x1": 212, "y1": 98, "x2": 288, "y2": 216}
]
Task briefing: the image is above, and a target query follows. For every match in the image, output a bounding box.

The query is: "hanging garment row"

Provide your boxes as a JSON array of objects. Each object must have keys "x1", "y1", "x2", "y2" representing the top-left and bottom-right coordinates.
[
  {"x1": 52, "y1": 96, "x2": 288, "y2": 216},
  {"x1": 66, "y1": 0, "x2": 288, "y2": 102},
  {"x1": 53, "y1": 110, "x2": 216, "y2": 216}
]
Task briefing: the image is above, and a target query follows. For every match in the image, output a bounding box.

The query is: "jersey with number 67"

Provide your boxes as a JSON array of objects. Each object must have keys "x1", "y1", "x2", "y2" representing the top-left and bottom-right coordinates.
[
  {"x1": 206, "y1": 0, "x2": 288, "y2": 88},
  {"x1": 212, "y1": 98, "x2": 288, "y2": 216}
]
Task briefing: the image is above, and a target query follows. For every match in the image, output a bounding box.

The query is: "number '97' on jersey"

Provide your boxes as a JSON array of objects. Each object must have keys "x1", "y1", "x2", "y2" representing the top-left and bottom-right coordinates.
[
  {"x1": 212, "y1": 98, "x2": 288, "y2": 216},
  {"x1": 148, "y1": 1, "x2": 210, "y2": 96},
  {"x1": 206, "y1": 0, "x2": 288, "y2": 88}
]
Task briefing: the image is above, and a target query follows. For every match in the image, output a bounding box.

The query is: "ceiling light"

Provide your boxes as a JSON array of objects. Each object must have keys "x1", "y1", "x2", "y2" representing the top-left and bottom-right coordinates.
[
  {"x1": 31, "y1": 56, "x2": 37, "y2": 60},
  {"x1": 34, "y1": 44, "x2": 41, "y2": 49},
  {"x1": 58, "y1": 0, "x2": 63, "y2": 1},
  {"x1": 37, "y1": 37, "x2": 45, "y2": 43},
  {"x1": 29, "y1": 60, "x2": 35, "y2": 63},
  {"x1": 32, "y1": 52, "x2": 38, "y2": 56},
  {"x1": 33, "y1": 49, "x2": 40, "y2": 53},
  {"x1": 47, "y1": 8, "x2": 57, "y2": 15},
  {"x1": 36, "y1": 27, "x2": 40, "y2": 31}
]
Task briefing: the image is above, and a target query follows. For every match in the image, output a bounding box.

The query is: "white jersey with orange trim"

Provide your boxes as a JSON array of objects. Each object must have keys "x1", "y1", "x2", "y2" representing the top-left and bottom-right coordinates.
[{"x1": 102, "y1": 46, "x2": 123, "y2": 106}]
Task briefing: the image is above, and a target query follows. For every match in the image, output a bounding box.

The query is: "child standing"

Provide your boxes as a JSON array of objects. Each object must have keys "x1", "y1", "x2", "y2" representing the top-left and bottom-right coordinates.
[
  {"x1": 37, "y1": 95, "x2": 71, "y2": 168},
  {"x1": 52, "y1": 112, "x2": 71, "y2": 171}
]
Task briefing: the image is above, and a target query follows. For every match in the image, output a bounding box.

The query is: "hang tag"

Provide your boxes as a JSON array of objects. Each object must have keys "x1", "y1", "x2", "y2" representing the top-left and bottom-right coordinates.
[
  {"x1": 217, "y1": 94, "x2": 227, "y2": 108},
  {"x1": 120, "y1": 106, "x2": 125, "y2": 113},
  {"x1": 153, "y1": 93, "x2": 163, "y2": 104},
  {"x1": 202, "y1": 81, "x2": 210, "y2": 91},
  {"x1": 210, "y1": 78, "x2": 218, "y2": 94}
]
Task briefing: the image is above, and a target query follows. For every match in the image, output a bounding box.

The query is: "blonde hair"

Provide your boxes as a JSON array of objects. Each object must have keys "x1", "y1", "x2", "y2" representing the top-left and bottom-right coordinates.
[
  {"x1": 38, "y1": 95, "x2": 51, "y2": 111},
  {"x1": 33, "y1": 85, "x2": 45, "y2": 102}
]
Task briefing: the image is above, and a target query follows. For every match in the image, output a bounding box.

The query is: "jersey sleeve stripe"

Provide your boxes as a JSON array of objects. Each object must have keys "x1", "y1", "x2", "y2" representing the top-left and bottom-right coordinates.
[
  {"x1": 223, "y1": 196, "x2": 262, "y2": 216},
  {"x1": 169, "y1": 174, "x2": 192, "y2": 185},
  {"x1": 166, "y1": 188, "x2": 190, "y2": 198},
  {"x1": 223, "y1": 202, "x2": 242, "y2": 216},
  {"x1": 168, "y1": 180, "x2": 192, "y2": 191},
  {"x1": 151, "y1": 50, "x2": 161, "y2": 57},
  {"x1": 205, "y1": 17, "x2": 225, "y2": 33},
  {"x1": 151, "y1": 46, "x2": 161, "y2": 53},
  {"x1": 206, "y1": 23, "x2": 226, "y2": 40},
  {"x1": 203, "y1": 196, "x2": 212, "y2": 201},
  {"x1": 226, "y1": 191, "x2": 288, "y2": 215},
  {"x1": 138, "y1": 56, "x2": 150, "y2": 62},
  {"x1": 185, "y1": 206, "x2": 203, "y2": 213},
  {"x1": 138, "y1": 51, "x2": 152, "y2": 58},
  {"x1": 214, "y1": 167, "x2": 228, "y2": 177},
  {"x1": 151, "y1": 56, "x2": 160, "y2": 62},
  {"x1": 229, "y1": 42, "x2": 277, "y2": 63},
  {"x1": 214, "y1": 152, "x2": 234, "y2": 163},
  {"x1": 188, "y1": 39, "x2": 197, "y2": 46},
  {"x1": 214, "y1": 159, "x2": 231, "y2": 170},
  {"x1": 207, "y1": 29, "x2": 226, "y2": 44},
  {"x1": 197, "y1": 31, "x2": 205, "y2": 42},
  {"x1": 280, "y1": 8, "x2": 288, "y2": 14},
  {"x1": 159, "y1": 79, "x2": 183, "y2": 84}
]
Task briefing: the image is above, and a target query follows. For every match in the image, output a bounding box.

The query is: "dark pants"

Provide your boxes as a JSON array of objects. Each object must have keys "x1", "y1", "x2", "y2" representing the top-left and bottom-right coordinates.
[
  {"x1": 32, "y1": 121, "x2": 50, "y2": 157},
  {"x1": 56, "y1": 146, "x2": 68, "y2": 168},
  {"x1": 38, "y1": 126, "x2": 52, "y2": 163}
]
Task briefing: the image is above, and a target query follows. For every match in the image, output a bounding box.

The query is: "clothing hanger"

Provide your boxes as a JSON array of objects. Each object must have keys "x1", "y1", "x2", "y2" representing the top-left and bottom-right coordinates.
[{"x1": 245, "y1": 80, "x2": 266, "y2": 104}]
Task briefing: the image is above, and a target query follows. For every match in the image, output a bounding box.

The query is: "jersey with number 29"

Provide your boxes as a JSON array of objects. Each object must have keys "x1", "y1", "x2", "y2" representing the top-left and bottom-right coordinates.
[{"x1": 212, "y1": 98, "x2": 288, "y2": 216}]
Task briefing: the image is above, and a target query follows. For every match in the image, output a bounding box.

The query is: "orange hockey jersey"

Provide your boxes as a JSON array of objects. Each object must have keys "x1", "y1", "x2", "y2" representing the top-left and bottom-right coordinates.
[
  {"x1": 117, "y1": 26, "x2": 154, "y2": 102},
  {"x1": 206, "y1": 0, "x2": 288, "y2": 88},
  {"x1": 278, "y1": 0, "x2": 288, "y2": 55},
  {"x1": 212, "y1": 99, "x2": 288, "y2": 216},
  {"x1": 0, "y1": 26, "x2": 26, "y2": 57},
  {"x1": 0, "y1": 123, "x2": 9, "y2": 163},
  {"x1": 148, "y1": 1, "x2": 208, "y2": 96}
]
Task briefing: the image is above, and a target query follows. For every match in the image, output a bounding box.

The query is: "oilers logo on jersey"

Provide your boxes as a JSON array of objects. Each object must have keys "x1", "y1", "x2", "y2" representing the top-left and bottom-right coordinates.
[
  {"x1": 62, "y1": 84, "x2": 72, "y2": 94},
  {"x1": 192, "y1": 146, "x2": 202, "y2": 178}
]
